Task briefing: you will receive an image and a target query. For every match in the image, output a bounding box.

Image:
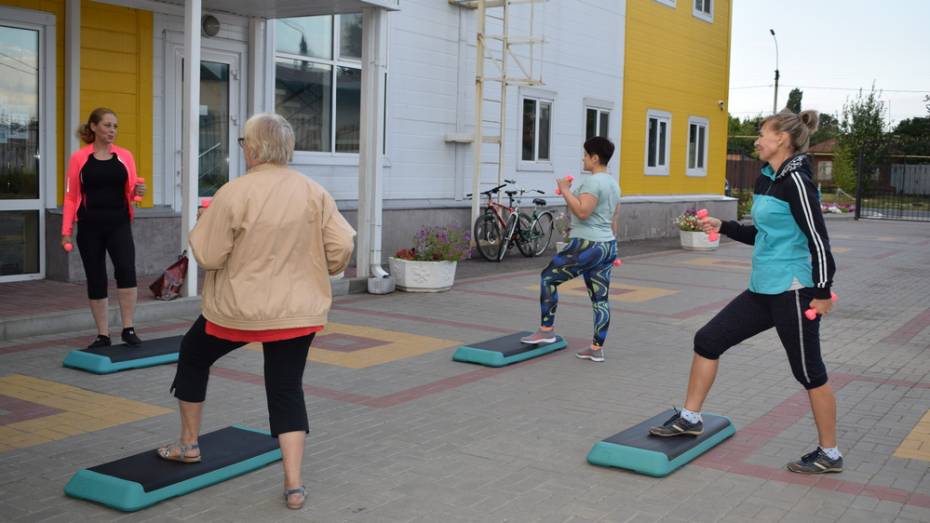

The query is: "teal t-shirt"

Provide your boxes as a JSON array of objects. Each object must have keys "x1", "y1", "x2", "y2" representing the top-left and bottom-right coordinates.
[{"x1": 569, "y1": 172, "x2": 621, "y2": 242}]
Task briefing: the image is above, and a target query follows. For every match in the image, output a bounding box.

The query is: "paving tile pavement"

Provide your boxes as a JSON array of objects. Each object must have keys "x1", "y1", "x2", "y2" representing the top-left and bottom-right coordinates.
[{"x1": 1, "y1": 218, "x2": 929, "y2": 522}]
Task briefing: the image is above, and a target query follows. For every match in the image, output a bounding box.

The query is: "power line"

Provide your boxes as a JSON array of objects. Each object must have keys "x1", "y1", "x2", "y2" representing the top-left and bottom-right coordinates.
[
  {"x1": 0, "y1": 59, "x2": 36, "y2": 76},
  {"x1": 0, "y1": 50, "x2": 37, "y2": 72},
  {"x1": 731, "y1": 84, "x2": 929, "y2": 94}
]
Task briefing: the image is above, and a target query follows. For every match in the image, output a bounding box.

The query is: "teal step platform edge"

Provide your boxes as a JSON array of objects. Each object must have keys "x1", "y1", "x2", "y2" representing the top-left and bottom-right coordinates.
[
  {"x1": 64, "y1": 425, "x2": 281, "y2": 512},
  {"x1": 62, "y1": 350, "x2": 178, "y2": 374},
  {"x1": 452, "y1": 331, "x2": 566, "y2": 367},
  {"x1": 587, "y1": 410, "x2": 735, "y2": 477},
  {"x1": 62, "y1": 335, "x2": 182, "y2": 374}
]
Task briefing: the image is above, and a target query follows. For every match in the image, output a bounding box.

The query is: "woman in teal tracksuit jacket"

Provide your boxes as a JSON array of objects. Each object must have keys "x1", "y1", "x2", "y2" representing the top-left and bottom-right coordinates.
[{"x1": 649, "y1": 109, "x2": 843, "y2": 475}]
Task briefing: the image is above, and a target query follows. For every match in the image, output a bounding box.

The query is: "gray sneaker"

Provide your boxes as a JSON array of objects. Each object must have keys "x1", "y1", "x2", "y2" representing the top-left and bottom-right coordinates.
[
  {"x1": 649, "y1": 409, "x2": 704, "y2": 437},
  {"x1": 576, "y1": 347, "x2": 605, "y2": 362},
  {"x1": 786, "y1": 448, "x2": 843, "y2": 474},
  {"x1": 520, "y1": 329, "x2": 557, "y2": 344}
]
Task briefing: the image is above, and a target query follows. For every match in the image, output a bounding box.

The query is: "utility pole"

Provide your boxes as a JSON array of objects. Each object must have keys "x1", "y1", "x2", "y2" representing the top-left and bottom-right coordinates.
[{"x1": 770, "y1": 29, "x2": 779, "y2": 113}]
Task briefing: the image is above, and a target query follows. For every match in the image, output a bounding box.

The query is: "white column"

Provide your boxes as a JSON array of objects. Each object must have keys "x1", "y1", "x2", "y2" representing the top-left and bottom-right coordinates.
[
  {"x1": 247, "y1": 17, "x2": 266, "y2": 115},
  {"x1": 356, "y1": 7, "x2": 388, "y2": 279},
  {"x1": 63, "y1": 0, "x2": 80, "y2": 200},
  {"x1": 181, "y1": 0, "x2": 201, "y2": 296}
]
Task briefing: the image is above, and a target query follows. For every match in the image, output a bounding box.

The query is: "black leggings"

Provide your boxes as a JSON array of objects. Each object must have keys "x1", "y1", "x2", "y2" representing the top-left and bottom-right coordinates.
[
  {"x1": 694, "y1": 288, "x2": 828, "y2": 390},
  {"x1": 76, "y1": 220, "x2": 136, "y2": 300},
  {"x1": 170, "y1": 316, "x2": 315, "y2": 437}
]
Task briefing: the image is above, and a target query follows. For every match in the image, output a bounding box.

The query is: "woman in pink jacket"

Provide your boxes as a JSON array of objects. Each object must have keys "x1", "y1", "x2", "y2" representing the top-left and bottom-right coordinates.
[{"x1": 62, "y1": 108, "x2": 145, "y2": 349}]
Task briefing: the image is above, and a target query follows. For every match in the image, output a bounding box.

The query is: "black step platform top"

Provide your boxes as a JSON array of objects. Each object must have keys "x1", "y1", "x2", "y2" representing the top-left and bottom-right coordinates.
[
  {"x1": 80, "y1": 335, "x2": 183, "y2": 362},
  {"x1": 89, "y1": 426, "x2": 279, "y2": 492},
  {"x1": 603, "y1": 409, "x2": 732, "y2": 461},
  {"x1": 465, "y1": 331, "x2": 563, "y2": 357}
]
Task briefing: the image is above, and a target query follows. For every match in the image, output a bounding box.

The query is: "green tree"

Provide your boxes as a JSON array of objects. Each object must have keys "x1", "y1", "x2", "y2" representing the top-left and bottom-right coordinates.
[
  {"x1": 891, "y1": 117, "x2": 930, "y2": 155},
  {"x1": 727, "y1": 114, "x2": 763, "y2": 157},
  {"x1": 831, "y1": 142, "x2": 857, "y2": 194},
  {"x1": 925, "y1": 94, "x2": 930, "y2": 116},
  {"x1": 838, "y1": 85, "x2": 887, "y2": 192},
  {"x1": 786, "y1": 88, "x2": 803, "y2": 113},
  {"x1": 810, "y1": 113, "x2": 839, "y2": 146}
]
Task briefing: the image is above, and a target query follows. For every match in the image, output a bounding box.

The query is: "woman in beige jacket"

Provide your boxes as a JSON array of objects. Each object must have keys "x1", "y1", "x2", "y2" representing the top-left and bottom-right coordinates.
[{"x1": 156, "y1": 113, "x2": 355, "y2": 510}]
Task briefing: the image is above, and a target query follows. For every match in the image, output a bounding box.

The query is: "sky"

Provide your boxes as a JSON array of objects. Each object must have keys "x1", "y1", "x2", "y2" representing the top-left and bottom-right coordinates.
[{"x1": 727, "y1": 0, "x2": 930, "y2": 128}]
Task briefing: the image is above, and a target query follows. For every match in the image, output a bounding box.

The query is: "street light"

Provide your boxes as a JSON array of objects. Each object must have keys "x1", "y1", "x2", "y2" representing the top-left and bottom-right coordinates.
[{"x1": 769, "y1": 29, "x2": 779, "y2": 114}]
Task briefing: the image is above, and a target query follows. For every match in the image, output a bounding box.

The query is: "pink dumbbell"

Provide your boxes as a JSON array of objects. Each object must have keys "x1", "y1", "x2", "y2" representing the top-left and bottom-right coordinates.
[
  {"x1": 200, "y1": 197, "x2": 213, "y2": 208},
  {"x1": 695, "y1": 208, "x2": 719, "y2": 242},
  {"x1": 612, "y1": 258, "x2": 622, "y2": 267},
  {"x1": 555, "y1": 175, "x2": 574, "y2": 196},
  {"x1": 804, "y1": 292, "x2": 838, "y2": 320},
  {"x1": 133, "y1": 177, "x2": 145, "y2": 202},
  {"x1": 64, "y1": 242, "x2": 73, "y2": 252}
]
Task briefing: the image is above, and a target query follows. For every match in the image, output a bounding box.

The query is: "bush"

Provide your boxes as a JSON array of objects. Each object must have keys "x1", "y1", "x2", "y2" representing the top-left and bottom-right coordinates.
[
  {"x1": 674, "y1": 209, "x2": 703, "y2": 232},
  {"x1": 393, "y1": 225, "x2": 472, "y2": 262}
]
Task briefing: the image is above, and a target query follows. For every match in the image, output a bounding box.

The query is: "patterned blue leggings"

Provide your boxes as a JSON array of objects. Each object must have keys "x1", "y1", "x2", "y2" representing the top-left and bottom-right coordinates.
[{"x1": 539, "y1": 238, "x2": 618, "y2": 347}]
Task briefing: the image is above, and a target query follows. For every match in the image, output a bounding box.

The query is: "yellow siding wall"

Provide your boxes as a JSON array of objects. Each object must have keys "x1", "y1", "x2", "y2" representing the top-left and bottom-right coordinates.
[
  {"x1": 0, "y1": 0, "x2": 151, "y2": 205},
  {"x1": 79, "y1": 0, "x2": 152, "y2": 206},
  {"x1": 621, "y1": 0, "x2": 731, "y2": 196}
]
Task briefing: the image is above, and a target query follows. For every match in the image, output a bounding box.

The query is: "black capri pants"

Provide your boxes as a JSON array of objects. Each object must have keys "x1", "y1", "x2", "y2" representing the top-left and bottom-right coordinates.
[
  {"x1": 76, "y1": 220, "x2": 137, "y2": 300},
  {"x1": 170, "y1": 316, "x2": 314, "y2": 437},
  {"x1": 693, "y1": 288, "x2": 828, "y2": 390}
]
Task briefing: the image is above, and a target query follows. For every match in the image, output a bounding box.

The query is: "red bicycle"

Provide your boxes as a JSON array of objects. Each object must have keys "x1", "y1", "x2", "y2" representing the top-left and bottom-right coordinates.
[{"x1": 468, "y1": 180, "x2": 554, "y2": 262}]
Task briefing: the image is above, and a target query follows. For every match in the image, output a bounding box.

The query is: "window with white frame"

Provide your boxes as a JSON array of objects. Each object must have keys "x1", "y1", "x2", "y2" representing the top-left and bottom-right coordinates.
[
  {"x1": 645, "y1": 110, "x2": 671, "y2": 175},
  {"x1": 274, "y1": 13, "x2": 363, "y2": 153},
  {"x1": 686, "y1": 117, "x2": 709, "y2": 177},
  {"x1": 693, "y1": 0, "x2": 713, "y2": 22},
  {"x1": 521, "y1": 96, "x2": 552, "y2": 163},
  {"x1": 585, "y1": 107, "x2": 610, "y2": 141}
]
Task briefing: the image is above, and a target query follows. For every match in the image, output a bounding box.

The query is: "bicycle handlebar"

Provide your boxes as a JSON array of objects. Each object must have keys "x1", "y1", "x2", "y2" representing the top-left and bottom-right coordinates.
[{"x1": 465, "y1": 181, "x2": 544, "y2": 200}]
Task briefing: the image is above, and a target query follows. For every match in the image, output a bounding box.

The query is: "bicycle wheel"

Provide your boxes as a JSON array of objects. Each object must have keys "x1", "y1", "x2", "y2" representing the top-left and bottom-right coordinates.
[
  {"x1": 518, "y1": 211, "x2": 554, "y2": 257},
  {"x1": 473, "y1": 213, "x2": 503, "y2": 261},
  {"x1": 515, "y1": 213, "x2": 536, "y2": 257},
  {"x1": 497, "y1": 213, "x2": 518, "y2": 262}
]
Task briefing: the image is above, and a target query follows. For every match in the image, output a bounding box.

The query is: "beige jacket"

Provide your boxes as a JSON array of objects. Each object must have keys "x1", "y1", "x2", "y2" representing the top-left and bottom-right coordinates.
[{"x1": 190, "y1": 163, "x2": 355, "y2": 330}]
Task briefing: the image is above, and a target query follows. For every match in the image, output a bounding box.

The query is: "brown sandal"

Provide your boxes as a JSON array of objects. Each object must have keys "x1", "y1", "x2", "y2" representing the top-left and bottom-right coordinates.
[{"x1": 156, "y1": 442, "x2": 201, "y2": 463}]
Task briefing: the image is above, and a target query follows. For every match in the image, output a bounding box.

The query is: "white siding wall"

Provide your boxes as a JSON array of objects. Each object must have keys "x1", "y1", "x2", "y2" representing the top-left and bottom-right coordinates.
[
  {"x1": 149, "y1": 1, "x2": 625, "y2": 209},
  {"x1": 379, "y1": 0, "x2": 626, "y2": 206}
]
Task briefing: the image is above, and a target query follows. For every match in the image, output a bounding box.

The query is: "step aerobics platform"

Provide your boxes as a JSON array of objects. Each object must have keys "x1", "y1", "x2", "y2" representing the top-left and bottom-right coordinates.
[
  {"x1": 64, "y1": 425, "x2": 281, "y2": 512},
  {"x1": 63, "y1": 335, "x2": 182, "y2": 374},
  {"x1": 587, "y1": 409, "x2": 735, "y2": 477},
  {"x1": 452, "y1": 331, "x2": 566, "y2": 367}
]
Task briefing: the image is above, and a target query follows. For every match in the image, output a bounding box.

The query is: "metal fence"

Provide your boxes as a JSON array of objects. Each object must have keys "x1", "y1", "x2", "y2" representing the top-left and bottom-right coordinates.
[{"x1": 856, "y1": 152, "x2": 930, "y2": 222}]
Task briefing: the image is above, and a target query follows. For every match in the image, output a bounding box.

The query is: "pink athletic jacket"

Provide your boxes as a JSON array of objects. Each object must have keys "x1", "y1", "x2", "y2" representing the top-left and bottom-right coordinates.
[{"x1": 62, "y1": 143, "x2": 140, "y2": 236}]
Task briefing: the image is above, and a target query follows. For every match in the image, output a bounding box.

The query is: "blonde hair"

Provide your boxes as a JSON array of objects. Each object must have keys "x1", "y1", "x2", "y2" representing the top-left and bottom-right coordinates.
[
  {"x1": 762, "y1": 109, "x2": 819, "y2": 153},
  {"x1": 76, "y1": 107, "x2": 117, "y2": 144},
  {"x1": 242, "y1": 113, "x2": 295, "y2": 165}
]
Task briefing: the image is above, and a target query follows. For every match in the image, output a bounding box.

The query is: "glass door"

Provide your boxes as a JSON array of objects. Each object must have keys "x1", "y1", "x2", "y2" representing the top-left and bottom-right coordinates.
[
  {"x1": 0, "y1": 22, "x2": 42, "y2": 281},
  {"x1": 169, "y1": 47, "x2": 241, "y2": 206},
  {"x1": 198, "y1": 60, "x2": 231, "y2": 196}
]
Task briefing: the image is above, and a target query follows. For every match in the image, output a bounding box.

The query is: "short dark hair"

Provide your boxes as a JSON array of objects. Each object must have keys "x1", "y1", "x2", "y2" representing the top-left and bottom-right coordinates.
[{"x1": 583, "y1": 136, "x2": 614, "y2": 165}]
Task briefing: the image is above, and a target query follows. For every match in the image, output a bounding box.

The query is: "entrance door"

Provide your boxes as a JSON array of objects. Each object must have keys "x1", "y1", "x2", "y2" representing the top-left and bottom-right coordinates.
[
  {"x1": 0, "y1": 14, "x2": 50, "y2": 282},
  {"x1": 166, "y1": 41, "x2": 244, "y2": 207}
]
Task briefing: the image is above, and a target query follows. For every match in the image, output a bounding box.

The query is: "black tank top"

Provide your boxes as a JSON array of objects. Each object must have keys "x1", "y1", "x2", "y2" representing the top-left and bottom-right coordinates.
[{"x1": 77, "y1": 153, "x2": 130, "y2": 224}]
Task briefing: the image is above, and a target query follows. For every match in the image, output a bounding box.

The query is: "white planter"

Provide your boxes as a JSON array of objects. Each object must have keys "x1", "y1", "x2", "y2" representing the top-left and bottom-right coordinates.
[
  {"x1": 388, "y1": 257, "x2": 458, "y2": 292},
  {"x1": 679, "y1": 230, "x2": 719, "y2": 251}
]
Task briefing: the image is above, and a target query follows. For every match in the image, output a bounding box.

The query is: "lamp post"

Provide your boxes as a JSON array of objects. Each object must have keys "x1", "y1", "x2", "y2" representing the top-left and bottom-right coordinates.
[{"x1": 769, "y1": 29, "x2": 779, "y2": 114}]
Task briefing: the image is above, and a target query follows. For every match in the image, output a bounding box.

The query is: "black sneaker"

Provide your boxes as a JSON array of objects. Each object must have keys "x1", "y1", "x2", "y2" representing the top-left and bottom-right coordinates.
[
  {"x1": 87, "y1": 335, "x2": 111, "y2": 349},
  {"x1": 121, "y1": 327, "x2": 142, "y2": 346},
  {"x1": 649, "y1": 409, "x2": 704, "y2": 437},
  {"x1": 786, "y1": 448, "x2": 843, "y2": 474}
]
